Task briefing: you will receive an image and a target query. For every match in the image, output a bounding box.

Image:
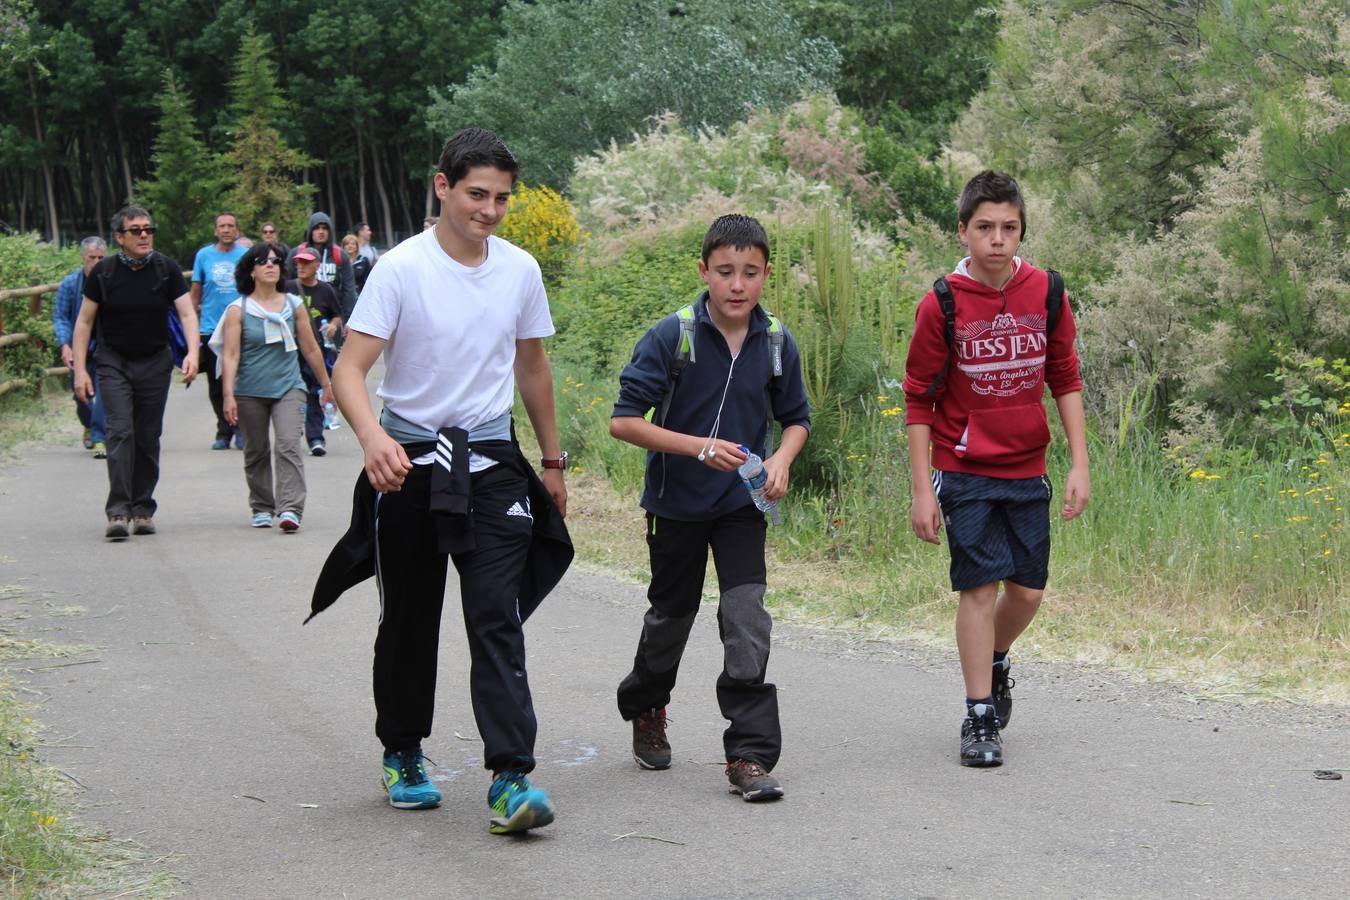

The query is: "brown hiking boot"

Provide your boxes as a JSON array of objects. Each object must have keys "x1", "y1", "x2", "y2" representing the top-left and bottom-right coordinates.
[
  {"x1": 105, "y1": 517, "x2": 129, "y2": 541},
  {"x1": 726, "y1": 759, "x2": 783, "y2": 802},
  {"x1": 132, "y1": 516, "x2": 156, "y2": 535},
  {"x1": 632, "y1": 707, "x2": 671, "y2": 770}
]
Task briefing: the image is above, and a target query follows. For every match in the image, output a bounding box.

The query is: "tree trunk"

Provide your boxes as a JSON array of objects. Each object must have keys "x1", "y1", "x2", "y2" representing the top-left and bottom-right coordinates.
[
  {"x1": 390, "y1": 148, "x2": 412, "y2": 236},
  {"x1": 113, "y1": 109, "x2": 134, "y2": 203},
  {"x1": 90, "y1": 128, "x2": 105, "y2": 234},
  {"x1": 324, "y1": 163, "x2": 336, "y2": 219},
  {"x1": 371, "y1": 142, "x2": 394, "y2": 248},
  {"x1": 356, "y1": 129, "x2": 370, "y2": 228},
  {"x1": 337, "y1": 162, "x2": 354, "y2": 235},
  {"x1": 28, "y1": 66, "x2": 59, "y2": 242}
]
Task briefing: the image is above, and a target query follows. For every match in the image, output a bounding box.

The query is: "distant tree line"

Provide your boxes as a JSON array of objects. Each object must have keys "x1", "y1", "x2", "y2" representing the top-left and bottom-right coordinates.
[{"x1": 0, "y1": 0, "x2": 994, "y2": 249}]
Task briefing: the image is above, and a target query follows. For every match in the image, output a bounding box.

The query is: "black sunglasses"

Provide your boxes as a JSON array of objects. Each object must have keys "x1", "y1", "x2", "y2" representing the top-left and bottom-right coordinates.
[
  {"x1": 119, "y1": 226, "x2": 156, "y2": 236},
  {"x1": 256, "y1": 256, "x2": 283, "y2": 266}
]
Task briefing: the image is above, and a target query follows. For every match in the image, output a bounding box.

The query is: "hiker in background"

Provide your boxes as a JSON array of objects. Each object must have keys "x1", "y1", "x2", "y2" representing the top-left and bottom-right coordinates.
[
  {"x1": 191, "y1": 212, "x2": 247, "y2": 449},
  {"x1": 285, "y1": 247, "x2": 342, "y2": 457},
  {"x1": 53, "y1": 236, "x2": 108, "y2": 457},
  {"x1": 342, "y1": 232, "x2": 371, "y2": 296},
  {"x1": 216, "y1": 241, "x2": 332, "y2": 533},
  {"x1": 71, "y1": 206, "x2": 199, "y2": 541},
  {"x1": 286, "y1": 212, "x2": 356, "y2": 320}
]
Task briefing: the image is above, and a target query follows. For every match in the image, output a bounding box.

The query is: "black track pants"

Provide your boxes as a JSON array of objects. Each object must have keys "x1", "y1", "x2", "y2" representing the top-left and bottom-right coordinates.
[{"x1": 372, "y1": 463, "x2": 537, "y2": 774}]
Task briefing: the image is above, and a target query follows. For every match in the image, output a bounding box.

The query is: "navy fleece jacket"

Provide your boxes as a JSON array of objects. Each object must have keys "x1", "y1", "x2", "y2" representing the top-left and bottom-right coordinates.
[{"x1": 612, "y1": 292, "x2": 811, "y2": 521}]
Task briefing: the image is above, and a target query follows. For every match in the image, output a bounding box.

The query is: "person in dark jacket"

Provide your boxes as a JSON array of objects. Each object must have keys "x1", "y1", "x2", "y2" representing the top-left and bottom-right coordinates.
[
  {"x1": 285, "y1": 212, "x2": 357, "y2": 319},
  {"x1": 610, "y1": 214, "x2": 810, "y2": 802},
  {"x1": 71, "y1": 206, "x2": 200, "y2": 540}
]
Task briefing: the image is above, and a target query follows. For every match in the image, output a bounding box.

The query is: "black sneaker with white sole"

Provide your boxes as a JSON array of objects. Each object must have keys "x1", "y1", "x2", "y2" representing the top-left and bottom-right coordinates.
[{"x1": 960, "y1": 703, "x2": 1003, "y2": 767}]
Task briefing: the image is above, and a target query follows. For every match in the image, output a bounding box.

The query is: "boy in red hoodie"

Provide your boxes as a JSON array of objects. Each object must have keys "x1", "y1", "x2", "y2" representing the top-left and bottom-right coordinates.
[{"x1": 903, "y1": 170, "x2": 1090, "y2": 767}]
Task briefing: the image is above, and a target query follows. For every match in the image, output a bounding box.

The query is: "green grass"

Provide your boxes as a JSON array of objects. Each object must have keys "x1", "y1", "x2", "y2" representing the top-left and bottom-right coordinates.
[{"x1": 0, "y1": 381, "x2": 75, "y2": 459}]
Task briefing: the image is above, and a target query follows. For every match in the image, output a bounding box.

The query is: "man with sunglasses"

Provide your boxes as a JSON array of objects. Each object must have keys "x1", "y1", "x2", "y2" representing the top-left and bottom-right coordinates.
[
  {"x1": 191, "y1": 212, "x2": 248, "y2": 449},
  {"x1": 72, "y1": 206, "x2": 199, "y2": 541},
  {"x1": 259, "y1": 222, "x2": 290, "y2": 260}
]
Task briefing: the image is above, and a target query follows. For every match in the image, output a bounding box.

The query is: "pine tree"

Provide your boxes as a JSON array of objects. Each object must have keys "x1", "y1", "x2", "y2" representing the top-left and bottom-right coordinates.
[
  {"x1": 221, "y1": 25, "x2": 315, "y2": 241},
  {"x1": 133, "y1": 69, "x2": 227, "y2": 266}
]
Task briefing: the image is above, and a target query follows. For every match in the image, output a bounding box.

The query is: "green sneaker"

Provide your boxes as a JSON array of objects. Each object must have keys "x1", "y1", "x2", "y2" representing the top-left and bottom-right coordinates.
[
  {"x1": 487, "y1": 770, "x2": 554, "y2": 834},
  {"x1": 381, "y1": 748, "x2": 441, "y2": 809}
]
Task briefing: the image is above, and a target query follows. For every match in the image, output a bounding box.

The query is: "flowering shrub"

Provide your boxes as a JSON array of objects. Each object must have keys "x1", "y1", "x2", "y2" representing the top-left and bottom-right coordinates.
[{"x1": 495, "y1": 183, "x2": 584, "y2": 288}]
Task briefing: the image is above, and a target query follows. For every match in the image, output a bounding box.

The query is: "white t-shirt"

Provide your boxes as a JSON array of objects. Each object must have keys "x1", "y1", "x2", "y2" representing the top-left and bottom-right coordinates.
[{"x1": 348, "y1": 229, "x2": 554, "y2": 434}]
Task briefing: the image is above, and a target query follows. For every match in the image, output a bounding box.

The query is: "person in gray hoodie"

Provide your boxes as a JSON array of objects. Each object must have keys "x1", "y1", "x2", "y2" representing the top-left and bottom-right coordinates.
[{"x1": 286, "y1": 212, "x2": 357, "y2": 319}]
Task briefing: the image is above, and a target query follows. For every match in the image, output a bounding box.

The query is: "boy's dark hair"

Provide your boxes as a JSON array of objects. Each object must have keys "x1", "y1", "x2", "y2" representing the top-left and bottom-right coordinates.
[
  {"x1": 701, "y1": 214, "x2": 770, "y2": 265},
  {"x1": 234, "y1": 240, "x2": 286, "y2": 295},
  {"x1": 957, "y1": 170, "x2": 1027, "y2": 238},
  {"x1": 437, "y1": 127, "x2": 519, "y2": 188}
]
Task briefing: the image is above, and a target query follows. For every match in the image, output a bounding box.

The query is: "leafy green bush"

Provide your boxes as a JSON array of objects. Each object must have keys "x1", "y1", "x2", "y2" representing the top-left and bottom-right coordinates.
[
  {"x1": 549, "y1": 224, "x2": 705, "y2": 378},
  {"x1": 0, "y1": 233, "x2": 77, "y2": 390}
]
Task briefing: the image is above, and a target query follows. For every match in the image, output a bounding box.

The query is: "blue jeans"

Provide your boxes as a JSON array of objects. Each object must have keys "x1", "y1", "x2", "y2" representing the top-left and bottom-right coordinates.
[{"x1": 70, "y1": 367, "x2": 107, "y2": 444}]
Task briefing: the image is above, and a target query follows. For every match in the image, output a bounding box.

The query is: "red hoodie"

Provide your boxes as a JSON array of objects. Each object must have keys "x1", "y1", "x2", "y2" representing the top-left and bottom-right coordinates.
[{"x1": 902, "y1": 259, "x2": 1082, "y2": 479}]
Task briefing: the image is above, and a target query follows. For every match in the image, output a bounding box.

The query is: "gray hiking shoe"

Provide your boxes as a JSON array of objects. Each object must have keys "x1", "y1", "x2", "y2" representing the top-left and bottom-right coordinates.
[
  {"x1": 960, "y1": 703, "x2": 1003, "y2": 767},
  {"x1": 726, "y1": 759, "x2": 783, "y2": 802}
]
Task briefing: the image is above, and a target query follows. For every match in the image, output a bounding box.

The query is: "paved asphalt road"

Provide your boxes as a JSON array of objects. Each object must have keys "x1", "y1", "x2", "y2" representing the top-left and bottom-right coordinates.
[{"x1": 1, "y1": 380, "x2": 1347, "y2": 899}]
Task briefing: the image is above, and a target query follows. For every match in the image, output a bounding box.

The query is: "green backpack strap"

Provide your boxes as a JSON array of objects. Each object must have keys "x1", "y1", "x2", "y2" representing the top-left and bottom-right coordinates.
[
  {"x1": 653, "y1": 305, "x2": 786, "y2": 453},
  {"x1": 765, "y1": 312, "x2": 783, "y2": 377},
  {"x1": 653, "y1": 304, "x2": 697, "y2": 427},
  {"x1": 763, "y1": 312, "x2": 784, "y2": 454}
]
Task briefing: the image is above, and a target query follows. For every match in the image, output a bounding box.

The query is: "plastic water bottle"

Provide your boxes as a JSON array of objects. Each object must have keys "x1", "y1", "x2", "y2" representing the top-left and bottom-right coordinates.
[
  {"x1": 319, "y1": 318, "x2": 337, "y2": 351},
  {"x1": 319, "y1": 388, "x2": 342, "y2": 431},
  {"x1": 737, "y1": 445, "x2": 781, "y2": 525}
]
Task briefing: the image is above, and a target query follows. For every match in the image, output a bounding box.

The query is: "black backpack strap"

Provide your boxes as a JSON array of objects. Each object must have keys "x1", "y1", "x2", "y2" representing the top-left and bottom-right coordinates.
[
  {"x1": 1045, "y1": 268, "x2": 1064, "y2": 333},
  {"x1": 928, "y1": 277, "x2": 957, "y2": 396}
]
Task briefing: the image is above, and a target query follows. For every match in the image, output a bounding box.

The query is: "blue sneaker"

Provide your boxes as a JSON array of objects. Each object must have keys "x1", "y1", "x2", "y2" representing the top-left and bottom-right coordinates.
[
  {"x1": 233, "y1": 431, "x2": 244, "y2": 450},
  {"x1": 381, "y1": 749, "x2": 441, "y2": 810},
  {"x1": 487, "y1": 770, "x2": 554, "y2": 834},
  {"x1": 211, "y1": 437, "x2": 230, "y2": 450}
]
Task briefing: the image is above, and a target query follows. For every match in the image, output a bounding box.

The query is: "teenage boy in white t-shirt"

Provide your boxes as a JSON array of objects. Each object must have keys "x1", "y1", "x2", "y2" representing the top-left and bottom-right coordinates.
[{"x1": 326, "y1": 127, "x2": 571, "y2": 835}]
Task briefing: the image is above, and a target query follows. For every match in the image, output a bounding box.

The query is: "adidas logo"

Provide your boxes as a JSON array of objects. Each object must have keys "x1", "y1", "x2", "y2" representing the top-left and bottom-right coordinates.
[{"x1": 505, "y1": 500, "x2": 533, "y2": 520}]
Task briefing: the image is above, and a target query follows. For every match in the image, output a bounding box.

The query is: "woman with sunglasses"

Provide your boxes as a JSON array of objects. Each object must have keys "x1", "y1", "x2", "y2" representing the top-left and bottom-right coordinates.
[{"x1": 212, "y1": 242, "x2": 332, "y2": 532}]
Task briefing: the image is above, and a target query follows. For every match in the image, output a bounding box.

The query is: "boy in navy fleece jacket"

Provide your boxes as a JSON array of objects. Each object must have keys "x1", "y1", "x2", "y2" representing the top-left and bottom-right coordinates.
[
  {"x1": 903, "y1": 171, "x2": 1090, "y2": 768},
  {"x1": 610, "y1": 214, "x2": 810, "y2": 802}
]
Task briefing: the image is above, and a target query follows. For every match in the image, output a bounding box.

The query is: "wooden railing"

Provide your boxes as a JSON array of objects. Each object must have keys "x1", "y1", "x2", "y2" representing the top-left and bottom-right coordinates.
[{"x1": 0, "y1": 281, "x2": 67, "y2": 398}]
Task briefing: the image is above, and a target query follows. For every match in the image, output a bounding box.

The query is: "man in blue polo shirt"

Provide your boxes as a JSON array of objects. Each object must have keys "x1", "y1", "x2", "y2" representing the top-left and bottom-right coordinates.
[{"x1": 191, "y1": 212, "x2": 248, "y2": 449}]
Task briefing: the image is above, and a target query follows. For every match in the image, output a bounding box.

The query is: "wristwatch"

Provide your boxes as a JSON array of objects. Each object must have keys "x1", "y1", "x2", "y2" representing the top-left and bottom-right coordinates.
[{"x1": 540, "y1": 451, "x2": 568, "y2": 470}]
